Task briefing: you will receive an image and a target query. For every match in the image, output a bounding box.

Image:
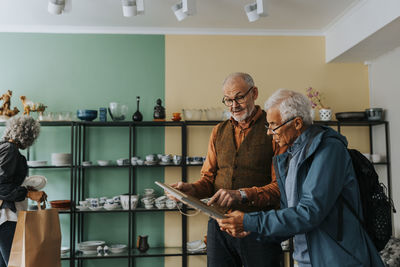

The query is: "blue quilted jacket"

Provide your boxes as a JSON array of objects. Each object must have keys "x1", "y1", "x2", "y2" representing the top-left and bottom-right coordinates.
[{"x1": 243, "y1": 125, "x2": 384, "y2": 267}]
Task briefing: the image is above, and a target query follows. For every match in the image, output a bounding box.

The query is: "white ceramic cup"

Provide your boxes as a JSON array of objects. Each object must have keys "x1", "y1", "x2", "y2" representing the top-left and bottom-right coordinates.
[
  {"x1": 144, "y1": 188, "x2": 154, "y2": 195},
  {"x1": 371, "y1": 154, "x2": 382, "y2": 163}
]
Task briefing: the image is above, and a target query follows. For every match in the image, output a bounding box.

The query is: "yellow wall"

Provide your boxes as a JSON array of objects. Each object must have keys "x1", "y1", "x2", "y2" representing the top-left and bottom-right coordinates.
[{"x1": 164, "y1": 35, "x2": 370, "y2": 267}]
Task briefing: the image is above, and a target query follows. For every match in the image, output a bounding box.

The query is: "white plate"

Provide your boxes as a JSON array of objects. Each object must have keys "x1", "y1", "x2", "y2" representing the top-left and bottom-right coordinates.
[
  {"x1": 22, "y1": 175, "x2": 47, "y2": 190},
  {"x1": 103, "y1": 204, "x2": 121, "y2": 210},
  {"x1": 27, "y1": 161, "x2": 47, "y2": 167},
  {"x1": 187, "y1": 240, "x2": 206, "y2": 251},
  {"x1": 76, "y1": 205, "x2": 90, "y2": 211},
  {"x1": 61, "y1": 247, "x2": 70, "y2": 254},
  {"x1": 89, "y1": 206, "x2": 103, "y2": 211}
]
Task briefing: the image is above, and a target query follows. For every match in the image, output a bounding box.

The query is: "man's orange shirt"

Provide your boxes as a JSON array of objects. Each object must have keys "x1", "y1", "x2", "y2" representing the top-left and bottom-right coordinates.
[{"x1": 191, "y1": 106, "x2": 287, "y2": 209}]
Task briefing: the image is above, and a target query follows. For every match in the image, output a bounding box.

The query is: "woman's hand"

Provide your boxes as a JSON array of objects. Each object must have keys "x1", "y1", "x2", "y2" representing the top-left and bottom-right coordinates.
[
  {"x1": 217, "y1": 210, "x2": 250, "y2": 238},
  {"x1": 27, "y1": 190, "x2": 47, "y2": 203}
]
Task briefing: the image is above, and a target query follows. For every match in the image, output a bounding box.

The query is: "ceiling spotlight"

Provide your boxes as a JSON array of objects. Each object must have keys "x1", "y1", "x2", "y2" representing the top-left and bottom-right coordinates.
[
  {"x1": 172, "y1": 0, "x2": 196, "y2": 21},
  {"x1": 244, "y1": 0, "x2": 267, "y2": 22},
  {"x1": 48, "y1": 0, "x2": 67, "y2": 15},
  {"x1": 121, "y1": 0, "x2": 144, "y2": 17}
]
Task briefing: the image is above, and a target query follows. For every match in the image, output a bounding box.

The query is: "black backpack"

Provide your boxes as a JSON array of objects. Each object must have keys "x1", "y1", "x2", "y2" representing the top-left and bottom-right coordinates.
[
  {"x1": 342, "y1": 149, "x2": 396, "y2": 251},
  {"x1": 304, "y1": 127, "x2": 396, "y2": 251}
]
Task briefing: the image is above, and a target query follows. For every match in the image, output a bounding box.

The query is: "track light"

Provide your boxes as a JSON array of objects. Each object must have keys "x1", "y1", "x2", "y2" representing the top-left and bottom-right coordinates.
[
  {"x1": 172, "y1": 0, "x2": 196, "y2": 21},
  {"x1": 121, "y1": 0, "x2": 144, "y2": 17},
  {"x1": 244, "y1": 0, "x2": 267, "y2": 22},
  {"x1": 48, "y1": 0, "x2": 64, "y2": 15},
  {"x1": 48, "y1": 0, "x2": 71, "y2": 15}
]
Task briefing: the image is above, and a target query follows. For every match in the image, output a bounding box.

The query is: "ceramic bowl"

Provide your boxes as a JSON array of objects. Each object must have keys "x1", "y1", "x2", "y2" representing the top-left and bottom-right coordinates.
[
  {"x1": 204, "y1": 108, "x2": 223, "y2": 121},
  {"x1": 103, "y1": 203, "x2": 120, "y2": 210},
  {"x1": 97, "y1": 160, "x2": 111, "y2": 166},
  {"x1": 82, "y1": 161, "x2": 92, "y2": 166},
  {"x1": 109, "y1": 244, "x2": 127, "y2": 254},
  {"x1": 116, "y1": 158, "x2": 129, "y2": 166},
  {"x1": 145, "y1": 154, "x2": 157, "y2": 162},
  {"x1": 77, "y1": 110, "x2": 97, "y2": 121},
  {"x1": 182, "y1": 109, "x2": 203, "y2": 121}
]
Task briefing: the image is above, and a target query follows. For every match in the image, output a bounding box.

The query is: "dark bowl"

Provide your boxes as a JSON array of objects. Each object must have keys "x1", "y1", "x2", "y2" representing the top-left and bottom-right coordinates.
[
  {"x1": 335, "y1": 112, "x2": 366, "y2": 121},
  {"x1": 77, "y1": 110, "x2": 97, "y2": 121}
]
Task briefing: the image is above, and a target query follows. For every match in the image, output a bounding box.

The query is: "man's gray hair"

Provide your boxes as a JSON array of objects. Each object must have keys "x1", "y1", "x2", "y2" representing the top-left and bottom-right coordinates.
[
  {"x1": 264, "y1": 89, "x2": 313, "y2": 125},
  {"x1": 222, "y1": 72, "x2": 255, "y2": 88},
  {"x1": 3, "y1": 116, "x2": 40, "y2": 149}
]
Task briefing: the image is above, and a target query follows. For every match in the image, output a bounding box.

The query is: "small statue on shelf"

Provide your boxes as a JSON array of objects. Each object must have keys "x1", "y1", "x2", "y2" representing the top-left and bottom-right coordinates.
[
  {"x1": 20, "y1": 96, "x2": 47, "y2": 116},
  {"x1": 153, "y1": 98, "x2": 165, "y2": 121},
  {"x1": 0, "y1": 90, "x2": 20, "y2": 119}
]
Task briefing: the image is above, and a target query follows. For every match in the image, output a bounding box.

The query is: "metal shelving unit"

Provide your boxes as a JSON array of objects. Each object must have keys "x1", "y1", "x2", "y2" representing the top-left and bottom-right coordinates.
[
  {"x1": 7, "y1": 119, "x2": 389, "y2": 267},
  {"x1": 73, "y1": 121, "x2": 210, "y2": 267}
]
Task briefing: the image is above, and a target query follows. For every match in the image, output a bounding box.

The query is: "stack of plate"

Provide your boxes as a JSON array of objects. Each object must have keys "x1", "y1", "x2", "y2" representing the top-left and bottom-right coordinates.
[
  {"x1": 22, "y1": 175, "x2": 47, "y2": 190},
  {"x1": 78, "y1": 241, "x2": 105, "y2": 254},
  {"x1": 187, "y1": 240, "x2": 206, "y2": 253},
  {"x1": 61, "y1": 247, "x2": 70, "y2": 255},
  {"x1": 51, "y1": 153, "x2": 72, "y2": 166},
  {"x1": 27, "y1": 160, "x2": 48, "y2": 167}
]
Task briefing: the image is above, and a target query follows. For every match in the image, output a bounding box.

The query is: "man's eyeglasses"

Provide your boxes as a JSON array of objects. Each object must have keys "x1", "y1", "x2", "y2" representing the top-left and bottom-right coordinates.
[
  {"x1": 222, "y1": 86, "x2": 254, "y2": 107},
  {"x1": 265, "y1": 117, "x2": 296, "y2": 135}
]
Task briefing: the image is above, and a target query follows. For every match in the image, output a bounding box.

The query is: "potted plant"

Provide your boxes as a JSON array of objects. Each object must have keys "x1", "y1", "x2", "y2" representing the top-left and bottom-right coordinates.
[{"x1": 306, "y1": 87, "x2": 331, "y2": 121}]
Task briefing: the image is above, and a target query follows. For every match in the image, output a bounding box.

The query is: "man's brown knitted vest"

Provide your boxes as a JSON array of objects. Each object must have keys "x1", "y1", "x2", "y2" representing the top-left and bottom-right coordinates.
[{"x1": 214, "y1": 112, "x2": 273, "y2": 212}]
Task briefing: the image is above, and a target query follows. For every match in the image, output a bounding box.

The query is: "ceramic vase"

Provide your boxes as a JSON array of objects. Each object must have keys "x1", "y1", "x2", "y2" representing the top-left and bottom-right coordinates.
[
  {"x1": 132, "y1": 96, "x2": 143, "y2": 121},
  {"x1": 319, "y1": 108, "x2": 332, "y2": 121},
  {"x1": 137, "y1": 235, "x2": 149, "y2": 252}
]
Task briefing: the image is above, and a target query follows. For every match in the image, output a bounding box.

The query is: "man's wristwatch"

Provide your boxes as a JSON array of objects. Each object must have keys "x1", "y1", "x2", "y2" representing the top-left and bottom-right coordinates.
[{"x1": 238, "y1": 189, "x2": 248, "y2": 204}]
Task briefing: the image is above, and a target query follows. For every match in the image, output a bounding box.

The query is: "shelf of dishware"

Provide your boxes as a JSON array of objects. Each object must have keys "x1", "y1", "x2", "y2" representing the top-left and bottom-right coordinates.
[{"x1": 64, "y1": 247, "x2": 207, "y2": 260}]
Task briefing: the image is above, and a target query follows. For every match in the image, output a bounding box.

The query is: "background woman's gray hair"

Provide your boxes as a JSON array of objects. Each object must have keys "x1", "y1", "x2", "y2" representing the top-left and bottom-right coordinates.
[
  {"x1": 222, "y1": 72, "x2": 255, "y2": 88},
  {"x1": 264, "y1": 89, "x2": 313, "y2": 125},
  {"x1": 2, "y1": 116, "x2": 40, "y2": 149}
]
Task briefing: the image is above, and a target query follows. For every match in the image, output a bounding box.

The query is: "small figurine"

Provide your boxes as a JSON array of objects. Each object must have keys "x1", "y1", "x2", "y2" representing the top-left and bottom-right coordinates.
[
  {"x1": 20, "y1": 96, "x2": 47, "y2": 116},
  {"x1": 132, "y1": 96, "x2": 143, "y2": 121},
  {"x1": 153, "y1": 99, "x2": 165, "y2": 121},
  {"x1": 0, "y1": 90, "x2": 19, "y2": 118}
]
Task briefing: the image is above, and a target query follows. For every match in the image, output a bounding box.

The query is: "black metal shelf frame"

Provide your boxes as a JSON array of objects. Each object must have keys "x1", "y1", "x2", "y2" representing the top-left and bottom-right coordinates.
[{"x1": 19, "y1": 120, "x2": 390, "y2": 267}]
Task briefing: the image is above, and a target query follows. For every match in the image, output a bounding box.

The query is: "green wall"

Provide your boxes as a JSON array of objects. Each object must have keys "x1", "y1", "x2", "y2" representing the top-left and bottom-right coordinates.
[{"x1": 0, "y1": 33, "x2": 165, "y2": 267}]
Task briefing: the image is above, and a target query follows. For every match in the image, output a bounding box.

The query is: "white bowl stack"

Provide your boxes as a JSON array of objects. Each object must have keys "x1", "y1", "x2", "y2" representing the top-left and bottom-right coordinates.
[
  {"x1": 51, "y1": 153, "x2": 72, "y2": 166},
  {"x1": 78, "y1": 241, "x2": 105, "y2": 254}
]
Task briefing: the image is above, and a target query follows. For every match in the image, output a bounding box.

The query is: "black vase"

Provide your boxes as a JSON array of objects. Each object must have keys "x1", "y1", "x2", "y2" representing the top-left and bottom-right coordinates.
[
  {"x1": 132, "y1": 96, "x2": 143, "y2": 121},
  {"x1": 137, "y1": 235, "x2": 149, "y2": 253}
]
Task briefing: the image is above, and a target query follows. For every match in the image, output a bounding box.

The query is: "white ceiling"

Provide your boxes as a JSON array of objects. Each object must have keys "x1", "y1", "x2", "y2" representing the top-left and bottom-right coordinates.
[{"x1": 0, "y1": 0, "x2": 361, "y2": 35}]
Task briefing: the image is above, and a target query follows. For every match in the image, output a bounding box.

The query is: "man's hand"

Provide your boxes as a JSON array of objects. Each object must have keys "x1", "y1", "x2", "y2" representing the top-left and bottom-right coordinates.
[
  {"x1": 165, "y1": 182, "x2": 196, "y2": 201},
  {"x1": 27, "y1": 190, "x2": 47, "y2": 203},
  {"x1": 207, "y1": 189, "x2": 241, "y2": 208},
  {"x1": 217, "y1": 210, "x2": 249, "y2": 238}
]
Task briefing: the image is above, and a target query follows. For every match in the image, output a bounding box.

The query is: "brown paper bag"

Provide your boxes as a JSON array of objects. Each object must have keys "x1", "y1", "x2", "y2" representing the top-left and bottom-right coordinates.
[{"x1": 8, "y1": 205, "x2": 61, "y2": 267}]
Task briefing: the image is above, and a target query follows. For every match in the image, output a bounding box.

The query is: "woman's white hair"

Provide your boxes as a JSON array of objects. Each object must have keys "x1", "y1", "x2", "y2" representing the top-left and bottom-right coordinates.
[
  {"x1": 264, "y1": 89, "x2": 313, "y2": 126},
  {"x1": 2, "y1": 116, "x2": 40, "y2": 149}
]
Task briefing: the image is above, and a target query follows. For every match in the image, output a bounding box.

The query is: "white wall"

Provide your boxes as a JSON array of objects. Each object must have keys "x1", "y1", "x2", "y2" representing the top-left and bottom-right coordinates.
[
  {"x1": 325, "y1": 0, "x2": 400, "y2": 62},
  {"x1": 369, "y1": 46, "x2": 400, "y2": 236}
]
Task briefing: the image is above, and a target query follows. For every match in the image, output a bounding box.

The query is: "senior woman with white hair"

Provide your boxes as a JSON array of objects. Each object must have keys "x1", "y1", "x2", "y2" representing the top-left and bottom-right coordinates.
[
  {"x1": 217, "y1": 89, "x2": 384, "y2": 266},
  {"x1": 0, "y1": 116, "x2": 46, "y2": 267}
]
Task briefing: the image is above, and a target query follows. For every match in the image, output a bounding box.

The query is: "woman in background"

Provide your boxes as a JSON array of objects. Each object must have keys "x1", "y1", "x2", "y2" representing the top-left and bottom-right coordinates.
[{"x1": 0, "y1": 116, "x2": 46, "y2": 267}]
